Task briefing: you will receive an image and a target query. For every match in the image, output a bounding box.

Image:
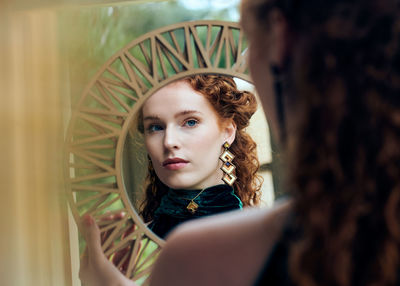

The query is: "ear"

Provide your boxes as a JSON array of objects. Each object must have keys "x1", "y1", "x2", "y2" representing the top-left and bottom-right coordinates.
[{"x1": 222, "y1": 120, "x2": 237, "y2": 146}]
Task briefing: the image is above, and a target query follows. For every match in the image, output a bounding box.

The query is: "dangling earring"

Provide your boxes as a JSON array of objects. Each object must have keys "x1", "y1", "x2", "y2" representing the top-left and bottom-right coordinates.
[{"x1": 219, "y1": 141, "x2": 237, "y2": 186}]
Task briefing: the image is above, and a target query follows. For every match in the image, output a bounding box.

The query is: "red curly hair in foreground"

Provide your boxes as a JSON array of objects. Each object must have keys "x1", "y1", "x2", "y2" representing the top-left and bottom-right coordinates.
[{"x1": 242, "y1": 0, "x2": 400, "y2": 285}]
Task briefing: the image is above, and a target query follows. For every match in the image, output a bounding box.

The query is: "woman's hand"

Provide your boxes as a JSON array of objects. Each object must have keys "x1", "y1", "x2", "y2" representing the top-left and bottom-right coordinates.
[{"x1": 79, "y1": 214, "x2": 137, "y2": 286}]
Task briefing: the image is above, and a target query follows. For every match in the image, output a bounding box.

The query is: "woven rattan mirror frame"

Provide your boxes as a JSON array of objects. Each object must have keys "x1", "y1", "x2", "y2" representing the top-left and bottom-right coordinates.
[{"x1": 65, "y1": 20, "x2": 250, "y2": 285}]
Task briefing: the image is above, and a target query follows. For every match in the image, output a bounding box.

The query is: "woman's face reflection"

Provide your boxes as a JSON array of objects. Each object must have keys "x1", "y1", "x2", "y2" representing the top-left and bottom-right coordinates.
[{"x1": 142, "y1": 80, "x2": 235, "y2": 190}]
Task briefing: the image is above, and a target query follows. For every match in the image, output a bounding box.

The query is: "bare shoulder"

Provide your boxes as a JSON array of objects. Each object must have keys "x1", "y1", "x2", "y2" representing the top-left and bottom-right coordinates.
[{"x1": 149, "y1": 199, "x2": 292, "y2": 286}]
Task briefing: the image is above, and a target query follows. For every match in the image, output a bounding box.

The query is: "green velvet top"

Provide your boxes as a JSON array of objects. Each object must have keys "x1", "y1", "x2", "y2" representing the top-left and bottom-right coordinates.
[{"x1": 149, "y1": 184, "x2": 242, "y2": 238}]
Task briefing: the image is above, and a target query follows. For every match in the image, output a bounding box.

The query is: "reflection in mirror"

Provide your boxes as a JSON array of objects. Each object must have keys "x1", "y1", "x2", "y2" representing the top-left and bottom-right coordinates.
[{"x1": 123, "y1": 74, "x2": 274, "y2": 239}]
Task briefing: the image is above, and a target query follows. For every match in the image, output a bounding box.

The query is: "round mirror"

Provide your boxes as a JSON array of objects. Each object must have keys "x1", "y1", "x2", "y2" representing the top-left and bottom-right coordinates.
[{"x1": 121, "y1": 76, "x2": 274, "y2": 239}]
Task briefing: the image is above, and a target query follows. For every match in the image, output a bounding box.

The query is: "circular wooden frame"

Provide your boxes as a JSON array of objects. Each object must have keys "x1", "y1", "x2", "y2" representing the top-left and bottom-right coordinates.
[{"x1": 65, "y1": 20, "x2": 250, "y2": 284}]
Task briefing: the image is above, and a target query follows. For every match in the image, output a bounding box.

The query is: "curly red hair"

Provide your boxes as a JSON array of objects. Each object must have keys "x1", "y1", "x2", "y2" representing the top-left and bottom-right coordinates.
[{"x1": 242, "y1": 0, "x2": 400, "y2": 285}]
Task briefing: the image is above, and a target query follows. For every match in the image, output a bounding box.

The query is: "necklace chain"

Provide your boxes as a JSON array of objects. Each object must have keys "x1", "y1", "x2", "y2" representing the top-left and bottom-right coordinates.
[
  {"x1": 181, "y1": 188, "x2": 206, "y2": 201},
  {"x1": 190, "y1": 188, "x2": 206, "y2": 201}
]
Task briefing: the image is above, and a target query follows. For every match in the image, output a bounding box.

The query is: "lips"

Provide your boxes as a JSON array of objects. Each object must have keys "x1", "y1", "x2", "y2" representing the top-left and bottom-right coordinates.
[{"x1": 162, "y1": 158, "x2": 189, "y2": 170}]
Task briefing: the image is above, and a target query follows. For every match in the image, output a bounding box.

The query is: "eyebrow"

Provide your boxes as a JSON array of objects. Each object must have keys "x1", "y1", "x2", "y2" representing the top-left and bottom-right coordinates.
[{"x1": 143, "y1": 110, "x2": 202, "y2": 121}]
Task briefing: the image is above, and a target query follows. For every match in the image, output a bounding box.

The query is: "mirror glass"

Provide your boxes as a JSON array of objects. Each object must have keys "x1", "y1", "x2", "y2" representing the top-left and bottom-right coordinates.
[{"x1": 122, "y1": 76, "x2": 275, "y2": 239}]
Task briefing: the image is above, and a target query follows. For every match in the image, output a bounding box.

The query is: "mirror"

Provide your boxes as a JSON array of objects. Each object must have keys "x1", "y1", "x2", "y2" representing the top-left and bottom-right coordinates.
[
  {"x1": 122, "y1": 78, "x2": 274, "y2": 235},
  {"x1": 65, "y1": 20, "x2": 276, "y2": 284}
]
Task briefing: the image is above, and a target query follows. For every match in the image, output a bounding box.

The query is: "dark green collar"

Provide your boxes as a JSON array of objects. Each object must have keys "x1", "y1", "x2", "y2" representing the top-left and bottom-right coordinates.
[{"x1": 154, "y1": 184, "x2": 243, "y2": 218}]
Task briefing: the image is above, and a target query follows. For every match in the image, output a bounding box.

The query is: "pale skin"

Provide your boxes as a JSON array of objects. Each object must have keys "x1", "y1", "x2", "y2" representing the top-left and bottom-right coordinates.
[
  {"x1": 142, "y1": 81, "x2": 236, "y2": 190},
  {"x1": 79, "y1": 8, "x2": 292, "y2": 286}
]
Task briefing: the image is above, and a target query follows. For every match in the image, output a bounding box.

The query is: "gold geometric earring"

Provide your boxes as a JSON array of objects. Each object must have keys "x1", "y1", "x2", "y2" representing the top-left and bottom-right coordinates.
[{"x1": 219, "y1": 141, "x2": 237, "y2": 186}]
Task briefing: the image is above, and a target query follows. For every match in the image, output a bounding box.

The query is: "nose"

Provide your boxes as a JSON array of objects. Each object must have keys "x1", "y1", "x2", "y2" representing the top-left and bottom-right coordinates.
[{"x1": 163, "y1": 125, "x2": 181, "y2": 150}]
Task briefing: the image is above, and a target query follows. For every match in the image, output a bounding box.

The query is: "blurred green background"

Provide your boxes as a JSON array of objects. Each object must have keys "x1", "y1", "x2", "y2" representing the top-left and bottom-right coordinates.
[{"x1": 60, "y1": 0, "x2": 241, "y2": 107}]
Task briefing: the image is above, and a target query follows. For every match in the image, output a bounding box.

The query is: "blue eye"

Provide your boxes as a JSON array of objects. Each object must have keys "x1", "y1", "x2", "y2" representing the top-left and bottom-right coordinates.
[
  {"x1": 147, "y1": 124, "x2": 163, "y2": 132},
  {"x1": 185, "y1": 119, "x2": 198, "y2": 127}
]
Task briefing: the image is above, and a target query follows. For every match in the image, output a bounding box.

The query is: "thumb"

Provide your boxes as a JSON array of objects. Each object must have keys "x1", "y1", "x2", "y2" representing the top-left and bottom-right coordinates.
[{"x1": 82, "y1": 214, "x2": 104, "y2": 260}]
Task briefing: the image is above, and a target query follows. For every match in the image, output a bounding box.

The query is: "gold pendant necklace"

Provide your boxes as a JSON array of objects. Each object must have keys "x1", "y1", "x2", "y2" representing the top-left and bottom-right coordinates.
[{"x1": 186, "y1": 188, "x2": 206, "y2": 214}]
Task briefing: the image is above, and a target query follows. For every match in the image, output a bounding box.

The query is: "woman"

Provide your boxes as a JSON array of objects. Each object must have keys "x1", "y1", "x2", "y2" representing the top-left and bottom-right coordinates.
[
  {"x1": 240, "y1": 1, "x2": 400, "y2": 285},
  {"x1": 135, "y1": 74, "x2": 262, "y2": 238},
  {"x1": 81, "y1": 0, "x2": 400, "y2": 285},
  {"x1": 80, "y1": 74, "x2": 263, "y2": 284},
  {"x1": 151, "y1": 0, "x2": 400, "y2": 285},
  {"x1": 81, "y1": 74, "x2": 263, "y2": 283}
]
